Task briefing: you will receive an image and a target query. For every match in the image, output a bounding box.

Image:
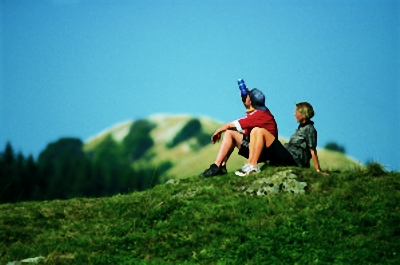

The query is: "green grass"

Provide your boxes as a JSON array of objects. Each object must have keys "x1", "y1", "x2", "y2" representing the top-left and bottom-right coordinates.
[{"x1": 1, "y1": 164, "x2": 399, "y2": 265}]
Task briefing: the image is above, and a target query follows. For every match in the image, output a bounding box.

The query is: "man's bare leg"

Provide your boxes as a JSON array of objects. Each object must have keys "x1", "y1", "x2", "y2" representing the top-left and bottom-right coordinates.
[
  {"x1": 214, "y1": 130, "x2": 243, "y2": 167},
  {"x1": 248, "y1": 127, "x2": 275, "y2": 166}
]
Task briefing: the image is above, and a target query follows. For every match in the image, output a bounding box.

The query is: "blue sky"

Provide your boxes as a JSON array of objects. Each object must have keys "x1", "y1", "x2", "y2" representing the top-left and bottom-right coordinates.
[{"x1": 1, "y1": 0, "x2": 399, "y2": 171}]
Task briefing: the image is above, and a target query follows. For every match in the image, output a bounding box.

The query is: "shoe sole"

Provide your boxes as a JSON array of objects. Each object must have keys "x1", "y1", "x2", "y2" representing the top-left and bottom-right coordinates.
[{"x1": 235, "y1": 170, "x2": 260, "y2": 177}]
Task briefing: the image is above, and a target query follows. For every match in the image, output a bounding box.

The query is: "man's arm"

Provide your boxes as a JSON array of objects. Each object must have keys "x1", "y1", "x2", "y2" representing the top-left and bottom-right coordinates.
[
  {"x1": 310, "y1": 147, "x2": 329, "y2": 176},
  {"x1": 211, "y1": 122, "x2": 237, "y2": 143}
]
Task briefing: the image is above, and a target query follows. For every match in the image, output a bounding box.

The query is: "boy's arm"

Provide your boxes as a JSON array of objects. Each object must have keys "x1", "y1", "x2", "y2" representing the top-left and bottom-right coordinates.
[
  {"x1": 310, "y1": 147, "x2": 329, "y2": 176},
  {"x1": 211, "y1": 122, "x2": 237, "y2": 143}
]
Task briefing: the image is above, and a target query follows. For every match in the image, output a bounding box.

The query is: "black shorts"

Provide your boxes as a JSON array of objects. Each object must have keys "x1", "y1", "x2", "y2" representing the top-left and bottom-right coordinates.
[{"x1": 238, "y1": 135, "x2": 297, "y2": 166}]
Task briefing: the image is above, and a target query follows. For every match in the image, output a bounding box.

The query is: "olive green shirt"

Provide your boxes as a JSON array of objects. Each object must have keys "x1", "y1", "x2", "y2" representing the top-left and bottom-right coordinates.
[{"x1": 284, "y1": 121, "x2": 317, "y2": 167}]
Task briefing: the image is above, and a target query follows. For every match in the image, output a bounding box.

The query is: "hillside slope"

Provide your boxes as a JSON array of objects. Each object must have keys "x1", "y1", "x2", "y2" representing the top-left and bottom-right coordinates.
[
  {"x1": 1, "y1": 165, "x2": 399, "y2": 264},
  {"x1": 84, "y1": 114, "x2": 361, "y2": 180}
]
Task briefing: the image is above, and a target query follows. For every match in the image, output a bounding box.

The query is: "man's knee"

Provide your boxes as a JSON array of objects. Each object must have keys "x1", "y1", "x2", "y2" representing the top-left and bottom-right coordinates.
[
  {"x1": 251, "y1": 127, "x2": 270, "y2": 136},
  {"x1": 225, "y1": 130, "x2": 237, "y2": 138},
  {"x1": 250, "y1": 127, "x2": 264, "y2": 137},
  {"x1": 224, "y1": 130, "x2": 242, "y2": 141},
  {"x1": 250, "y1": 127, "x2": 259, "y2": 134},
  {"x1": 224, "y1": 130, "x2": 241, "y2": 140}
]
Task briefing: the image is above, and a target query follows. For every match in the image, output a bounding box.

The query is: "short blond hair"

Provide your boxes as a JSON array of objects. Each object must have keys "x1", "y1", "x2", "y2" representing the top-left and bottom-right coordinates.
[{"x1": 296, "y1": 102, "x2": 314, "y2": 120}]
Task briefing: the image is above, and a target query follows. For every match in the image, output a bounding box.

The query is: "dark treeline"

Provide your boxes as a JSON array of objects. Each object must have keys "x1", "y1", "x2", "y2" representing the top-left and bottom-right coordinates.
[
  {"x1": 324, "y1": 142, "x2": 346, "y2": 154},
  {"x1": 0, "y1": 120, "x2": 171, "y2": 204}
]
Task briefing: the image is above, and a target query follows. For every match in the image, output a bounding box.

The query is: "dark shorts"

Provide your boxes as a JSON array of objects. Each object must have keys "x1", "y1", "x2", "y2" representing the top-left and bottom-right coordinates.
[{"x1": 238, "y1": 135, "x2": 297, "y2": 166}]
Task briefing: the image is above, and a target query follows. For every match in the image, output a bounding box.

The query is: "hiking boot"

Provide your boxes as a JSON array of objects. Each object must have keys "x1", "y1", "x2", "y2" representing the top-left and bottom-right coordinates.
[
  {"x1": 219, "y1": 165, "x2": 228, "y2": 175},
  {"x1": 235, "y1": 164, "x2": 260, "y2": 177},
  {"x1": 199, "y1": 163, "x2": 225, "y2": 178}
]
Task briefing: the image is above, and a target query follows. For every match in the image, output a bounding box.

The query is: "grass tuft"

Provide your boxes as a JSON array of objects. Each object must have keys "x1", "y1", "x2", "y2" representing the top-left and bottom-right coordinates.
[{"x1": 365, "y1": 162, "x2": 388, "y2": 177}]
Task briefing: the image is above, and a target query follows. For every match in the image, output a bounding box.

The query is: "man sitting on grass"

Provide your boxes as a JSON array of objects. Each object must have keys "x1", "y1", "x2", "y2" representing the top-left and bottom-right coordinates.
[
  {"x1": 235, "y1": 102, "x2": 328, "y2": 176},
  {"x1": 199, "y1": 88, "x2": 278, "y2": 177}
]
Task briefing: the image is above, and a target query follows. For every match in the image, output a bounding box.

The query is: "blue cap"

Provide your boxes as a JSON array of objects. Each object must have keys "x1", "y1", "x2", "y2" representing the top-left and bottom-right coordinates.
[{"x1": 249, "y1": 88, "x2": 267, "y2": 111}]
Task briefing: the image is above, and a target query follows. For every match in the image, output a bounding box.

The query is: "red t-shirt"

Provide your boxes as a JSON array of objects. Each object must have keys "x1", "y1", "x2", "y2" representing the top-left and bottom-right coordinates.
[{"x1": 233, "y1": 109, "x2": 278, "y2": 138}]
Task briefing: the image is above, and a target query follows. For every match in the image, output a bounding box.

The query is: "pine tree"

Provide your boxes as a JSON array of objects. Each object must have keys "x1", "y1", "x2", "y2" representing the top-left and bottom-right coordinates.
[
  {"x1": 23, "y1": 155, "x2": 39, "y2": 200},
  {"x1": 38, "y1": 138, "x2": 86, "y2": 200},
  {"x1": 0, "y1": 142, "x2": 16, "y2": 202},
  {"x1": 122, "y1": 120, "x2": 155, "y2": 161}
]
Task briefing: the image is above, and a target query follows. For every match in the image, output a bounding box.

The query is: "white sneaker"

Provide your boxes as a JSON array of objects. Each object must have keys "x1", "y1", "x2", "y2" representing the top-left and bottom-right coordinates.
[
  {"x1": 235, "y1": 163, "x2": 250, "y2": 176},
  {"x1": 235, "y1": 164, "x2": 260, "y2": 176}
]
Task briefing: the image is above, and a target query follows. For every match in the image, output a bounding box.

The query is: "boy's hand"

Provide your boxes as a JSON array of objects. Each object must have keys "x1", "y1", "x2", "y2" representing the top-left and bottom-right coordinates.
[{"x1": 211, "y1": 132, "x2": 221, "y2": 143}]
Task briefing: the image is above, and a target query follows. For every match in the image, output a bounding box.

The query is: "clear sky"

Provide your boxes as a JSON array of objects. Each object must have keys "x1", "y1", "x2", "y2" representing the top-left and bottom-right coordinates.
[{"x1": 1, "y1": 0, "x2": 399, "y2": 171}]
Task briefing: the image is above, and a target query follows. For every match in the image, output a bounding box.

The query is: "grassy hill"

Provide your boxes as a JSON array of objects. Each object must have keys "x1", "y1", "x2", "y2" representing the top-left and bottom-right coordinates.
[
  {"x1": 1, "y1": 163, "x2": 399, "y2": 264},
  {"x1": 84, "y1": 114, "x2": 361, "y2": 181}
]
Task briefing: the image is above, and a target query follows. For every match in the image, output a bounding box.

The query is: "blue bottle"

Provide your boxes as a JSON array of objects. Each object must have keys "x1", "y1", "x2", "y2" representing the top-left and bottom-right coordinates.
[{"x1": 237, "y1": 79, "x2": 247, "y2": 96}]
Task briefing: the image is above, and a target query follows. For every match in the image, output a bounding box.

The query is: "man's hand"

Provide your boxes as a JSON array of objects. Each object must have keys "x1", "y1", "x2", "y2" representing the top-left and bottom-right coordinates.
[
  {"x1": 210, "y1": 122, "x2": 235, "y2": 144},
  {"x1": 211, "y1": 131, "x2": 221, "y2": 144}
]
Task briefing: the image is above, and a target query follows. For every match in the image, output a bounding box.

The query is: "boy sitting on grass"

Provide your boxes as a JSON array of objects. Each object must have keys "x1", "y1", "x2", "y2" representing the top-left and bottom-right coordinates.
[{"x1": 199, "y1": 88, "x2": 278, "y2": 177}]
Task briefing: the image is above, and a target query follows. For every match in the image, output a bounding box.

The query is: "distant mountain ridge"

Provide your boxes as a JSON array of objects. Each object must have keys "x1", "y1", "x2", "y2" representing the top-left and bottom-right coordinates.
[{"x1": 84, "y1": 114, "x2": 361, "y2": 180}]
